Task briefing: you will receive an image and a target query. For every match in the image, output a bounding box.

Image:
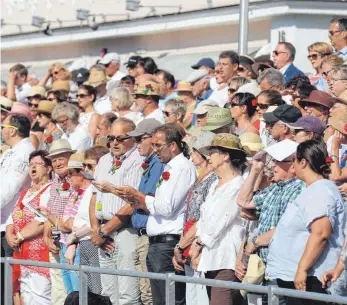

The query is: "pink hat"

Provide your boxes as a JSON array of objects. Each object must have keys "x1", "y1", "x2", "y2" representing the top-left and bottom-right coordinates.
[{"x1": 10, "y1": 102, "x2": 33, "y2": 122}]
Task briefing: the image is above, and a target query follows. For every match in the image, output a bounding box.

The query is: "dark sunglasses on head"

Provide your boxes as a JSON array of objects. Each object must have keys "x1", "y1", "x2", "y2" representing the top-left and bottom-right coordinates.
[
  {"x1": 82, "y1": 163, "x2": 96, "y2": 170},
  {"x1": 106, "y1": 135, "x2": 131, "y2": 143},
  {"x1": 228, "y1": 88, "x2": 237, "y2": 94},
  {"x1": 76, "y1": 94, "x2": 91, "y2": 99},
  {"x1": 257, "y1": 103, "x2": 270, "y2": 110},
  {"x1": 28, "y1": 102, "x2": 39, "y2": 108}
]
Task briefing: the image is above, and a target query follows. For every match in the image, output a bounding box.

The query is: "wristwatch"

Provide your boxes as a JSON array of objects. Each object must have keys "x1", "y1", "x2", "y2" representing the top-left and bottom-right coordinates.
[
  {"x1": 98, "y1": 228, "x2": 106, "y2": 239},
  {"x1": 252, "y1": 236, "x2": 259, "y2": 249},
  {"x1": 175, "y1": 244, "x2": 184, "y2": 252}
]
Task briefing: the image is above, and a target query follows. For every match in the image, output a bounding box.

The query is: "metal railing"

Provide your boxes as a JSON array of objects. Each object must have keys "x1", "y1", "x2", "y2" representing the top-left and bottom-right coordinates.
[{"x1": 2, "y1": 257, "x2": 347, "y2": 305}]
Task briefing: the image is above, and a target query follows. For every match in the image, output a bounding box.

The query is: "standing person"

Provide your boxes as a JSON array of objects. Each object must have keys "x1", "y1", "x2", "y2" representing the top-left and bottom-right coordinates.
[
  {"x1": 7, "y1": 64, "x2": 31, "y2": 103},
  {"x1": 98, "y1": 52, "x2": 125, "y2": 89},
  {"x1": 272, "y1": 42, "x2": 304, "y2": 82},
  {"x1": 6, "y1": 150, "x2": 53, "y2": 305},
  {"x1": 126, "y1": 119, "x2": 164, "y2": 305},
  {"x1": 43, "y1": 139, "x2": 75, "y2": 305},
  {"x1": 155, "y1": 70, "x2": 177, "y2": 109},
  {"x1": 89, "y1": 118, "x2": 143, "y2": 305},
  {"x1": 329, "y1": 17, "x2": 347, "y2": 60},
  {"x1": 52, "y1": 102, "x2": 93, "y2": 152},
  {"x1": 77, "y1": 84, "x2": 100, "y2": 140},
  {"x1": 266, "y1": 140, "x2": 346, "y2": 305},
  {"x1": 113, "y1": 123, "x2": 197, "y2": 305}
]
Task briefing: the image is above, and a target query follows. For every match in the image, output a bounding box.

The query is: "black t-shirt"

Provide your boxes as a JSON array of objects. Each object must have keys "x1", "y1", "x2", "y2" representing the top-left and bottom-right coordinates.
[{"x1": 31, "y1": 121, "x2": 44, "y2": 132}]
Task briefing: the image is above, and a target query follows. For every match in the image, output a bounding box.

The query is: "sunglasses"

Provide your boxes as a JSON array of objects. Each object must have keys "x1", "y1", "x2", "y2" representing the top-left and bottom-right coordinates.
[
  {"x1": 1, "y1": 124, "x2": 18, "y2": 130},
  {"x1": 257, "y1": 103, "x2": 270, "y2": 110},
  {"x1": 322, "y1": 69, "x2": 333, "y2": 77},
  {"x1": 228, "y1": 88, "x2": 237, "y2": 94},
  {"x1": 56, "y1": 117, "x2": 69, "y2": 125},
  {"x1": 67, "y1": 168, "x2": 82, "y2": 176},
  {"x1": 28, "y1": 102, "x2": 39, "y2": 108},
  {"x1": 328, "y1": 30, "x2": 342, "y2": 36},
  {"x1": 76, "y1": 94, "x2": 91, "y2": 99},
  {"x1": 151, "y1": 142, "x2": 171, "y2": 151},
  {"x1": 135, "y1": 135, "x2": 151, "y2": 143},
  {"x1": 82, "y1": 163, "x2": 96, "y2": 170},
  {"x1": 237, "y1": 67, "x2": 245, "y2": 73},
  {"x1": 106, "y1": 135, "x2": 131, "y2": 143},
  {"x1": 307, "y1": 53, "x2": 330, "y2": 60},
  {"x1": 272, "y1": 50, "x2": 288, "y2": 56},
  {"x1": 47, "y1": 98, "x2": 55, "y2": 102},
  {"x1": 162, "y1": 110, "x2": 175, "y2": 117}
]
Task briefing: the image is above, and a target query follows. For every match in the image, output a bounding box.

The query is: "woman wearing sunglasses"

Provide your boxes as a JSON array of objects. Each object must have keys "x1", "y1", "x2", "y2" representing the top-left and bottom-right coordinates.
[
  {"x1": 227, "y1": 77, "x2": 250, "y2": 102},
  {"x1": 39, "y1": 62, "x2": 71, "y2": 88},
  {"x1": 307, "y1": 42, "x2": 333, "y2": 92}
]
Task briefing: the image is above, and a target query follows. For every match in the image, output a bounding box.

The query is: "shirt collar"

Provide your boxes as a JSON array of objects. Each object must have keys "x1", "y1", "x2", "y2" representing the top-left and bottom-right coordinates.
[
  {"x1": 279, "y1": 63, "x2": 291, "y2": 74},
  {"x1": 145, "y1": 152, "x2": 158, "y2": 164},
  {"x1": 166, "y1": 153, "x2": 185, "y2": 169},
  {"x1": 9, "y1": 138, "x2": 31, "y2": 152},
  {"x1": 275, "y1": 177, "x2": 298, "y2": 187},
  {"x1": 338, "y1": 46, "x2": 347, "y2": 55},
  {"x1": 114, "y1": 145, "x2": 137, "y2": 162}
]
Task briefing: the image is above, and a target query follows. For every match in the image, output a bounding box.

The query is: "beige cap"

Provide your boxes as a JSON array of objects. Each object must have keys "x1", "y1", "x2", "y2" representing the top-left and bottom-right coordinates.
[
  {"x1": 46, "y1": 139, "x2": 76, "y2": 159},
  {"x1": 239, "y1": 132, "x2": 264, "y2": 152},
  {"x1": 202, "y1": 107, "x2": 233, "y2": 131},
  {"x1": 51, "y1": 80, "x2": 70, "y2": 92},
  {"x1": 67, "y1": 153, "x2": 84, "y2": 169},
  {"x1": 27, "y1": 86, "x2": 46, "y2": 98},
  {"x1": 175, "y1": 81, "x2": 193, "y2": 92},
  {"x1": 84, "y1": 70, "x2": 107, "y2": 87},
  {"x1": 35, "y1": 100, "x2": 57, "y2": 114},
  {"x1": 0, "y1": 96, "x2": 14, "y2": 112},
  {"x1": 193, "y1": 99, "x2": 219, "y2": 115}
]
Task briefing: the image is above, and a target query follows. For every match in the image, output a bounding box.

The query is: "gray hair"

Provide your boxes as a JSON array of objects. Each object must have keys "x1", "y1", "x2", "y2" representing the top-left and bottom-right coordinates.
[
  {"x1": 1, "y1": 80, "x2": 7, "y2": 90},
  {"x1": 332, "y1": 65, "x2": 347, "y2": 80},
  {"x1": 113, "y1": 117, "x2": 136, "y2": 132},
  {"x1": 110, "y1": 87, "x2": 134, "y2": 110},
  {"x1": 164, "y1": 99, "x2": 187, "y2": 123},
  {"x1": 201, "y1": 75, "x2": 211, "y2": 88},
  {"x1": 52, "y1": 102, "x2": 79, "y2": 122},
  {"x1": 257, "y1": 68, "x2": 285, "y2": 88},
  {"x1": 278, "y1": 42, "x2": 296, "y2": 61},
  {"x1": 227, "y1": 76, "x2": 250, "y2": 89},
  {"x1": 330, "y1": 17, "x2": 347, "y2": 31},
  {"x1": 90, "y1": 64, "x2": 106, "y2": 72}
]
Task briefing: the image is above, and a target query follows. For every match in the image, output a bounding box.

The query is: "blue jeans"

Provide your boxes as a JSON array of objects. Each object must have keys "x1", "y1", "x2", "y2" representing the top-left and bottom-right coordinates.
[{"x1": 60, "y1": 243, "x2": 80, "y2": 294}]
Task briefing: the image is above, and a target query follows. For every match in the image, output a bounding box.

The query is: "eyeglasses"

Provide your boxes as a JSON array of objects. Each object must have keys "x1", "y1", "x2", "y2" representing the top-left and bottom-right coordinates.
[
  {"x1": 106, "y1": 135, "x2": 131, "y2": 143},
  {"x1": 328, "y1": 30, "x2": 343, "y2": 36},
  {"x1": 67, "y1": 168, "x2": 82, "y2": 176},
  {"x1": 151, "y1": 142, "x2": 171, "y2": 151},
  {"x1": 307, "y1": 53, "x2": 331, "y2": 60},
  {"x1": 29, "y1": 162, "x2": 46, "y2": 167},
  {"x1": 322, "y1": 69, "x2": 333, "y2": 78},
  {"x1": 135, "y1": 135, "x2": 151, "y2": 143},
  {"x1": 47, "y1": 98, "x2": 55, "y2": 102},
  {"x1": 272, "y1": 50, "x2": 288, "y2": 56},
  {"x1": 332, "y1": 77, "x2": 347, "y2": 82},
  {"x1": 1, "y1": 124, "x2": 19, "y2": 130},
  {"x1": 228, "y1": 88, "x2": 237, "y2": 94},
  {"x1": 76, "y1": 94, "x2": 91, "y2": 99},
  {"x1": 162, "y1": 110, "x2": 175, "y2": 117},
  {"x1": 56, "y1": 118, "x2": 69, "y2": 125},
  {"x1": 82, "y1": 163, "x2": 97, "y2": 170},
  {"x1": 237, "y1": 67, "x2": 245, "y2": 73},
  {"x1": 257, "y1": 103, "x2": 270, "y2": 110},
  {"x1": 28, "y1": 102, "x2": 39, "y2": 108}
]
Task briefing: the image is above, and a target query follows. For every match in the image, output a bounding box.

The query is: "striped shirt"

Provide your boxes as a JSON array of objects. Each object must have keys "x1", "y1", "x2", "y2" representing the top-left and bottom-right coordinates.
[{"x1": 93, "y1": 146, "x2": 143, "y2": 221}]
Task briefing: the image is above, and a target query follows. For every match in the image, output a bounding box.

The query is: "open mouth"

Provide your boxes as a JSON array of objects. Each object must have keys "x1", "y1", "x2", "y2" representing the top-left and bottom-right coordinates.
[{"x1": 30, "y1": 168, "x2": 37, "y2": 175}]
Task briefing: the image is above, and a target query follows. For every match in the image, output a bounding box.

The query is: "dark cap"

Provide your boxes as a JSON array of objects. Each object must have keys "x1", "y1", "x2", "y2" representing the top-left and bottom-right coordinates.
[
  {"x1": 250, "y1": 62, "x2": 272, "y2": 78},
  {"x1": 239, "y1": 55, "x2": 255, "y2": 67},
  {"x1": 298, "y1": 90, "x2": 336, "y2": 109},
  {"x1": 287, "y1": 115, "x2": 324, "y2": 134},
  {"x1": 263, "y1": 104, "x2": 302, "y2": 124},
  {"x1": 72, "y1": 68, "x2": 90, "y2": 85},
  {"x1": 191, "y1": 58, "x2": 215, "y2": 70},
  {"x1": 126, "y1": 119, "x2": 162, "y2": 137},
  {"x1": 124, "y1": 56, "x2": 142, "y2": 68}
]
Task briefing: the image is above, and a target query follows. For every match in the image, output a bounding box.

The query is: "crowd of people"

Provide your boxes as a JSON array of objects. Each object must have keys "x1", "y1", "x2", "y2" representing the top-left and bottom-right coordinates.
[{"x1": 1, "y1": 16, "x2": 347, "y2": 305}]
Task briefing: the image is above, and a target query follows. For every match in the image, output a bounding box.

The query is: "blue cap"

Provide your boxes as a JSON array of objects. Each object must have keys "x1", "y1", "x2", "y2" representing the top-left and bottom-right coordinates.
[{"x1": 191, "y1": 58, "x2": 215, "y2": 70}]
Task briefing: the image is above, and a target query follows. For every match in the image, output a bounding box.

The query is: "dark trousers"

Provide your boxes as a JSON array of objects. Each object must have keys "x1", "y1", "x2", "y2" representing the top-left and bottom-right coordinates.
[
  {"x1": 1, "y1": 231, "x2": 13, "y2": 305},
  {"x1": 146, "y1": 240, "x2": 186, "y2": 305},
  {"x1": 205, "y1": 269, "x2": 243, "y2": 305}
]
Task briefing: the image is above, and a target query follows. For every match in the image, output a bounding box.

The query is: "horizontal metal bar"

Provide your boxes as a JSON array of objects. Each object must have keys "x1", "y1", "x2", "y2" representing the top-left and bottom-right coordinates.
[
  {"x1": 272, "y1": 287, "x2": 347, "y2": 304},
  {"x1": 5, "y1": 258, "x2": 79, "y2": 271}
]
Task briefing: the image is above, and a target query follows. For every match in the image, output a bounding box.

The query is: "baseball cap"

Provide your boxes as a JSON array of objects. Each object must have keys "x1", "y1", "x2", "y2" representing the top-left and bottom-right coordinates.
[
  {"x1": 124, "y1": 56, "x2": 142, "y2": 68},
  {"x1": 72, "y1": 68, "x2": 90, "y2": 85},
  {"x1": 99, "y1": 52, "x2": 121, "y2": 65},
  {"x1": 191, "y1": 58, "x2": 215, "y2": 70},
  {"x1": 126, "y1": 119, "x2": 162, "y2": 137},
  {"x1": 264, "y1": 139, "x2": 298, "y2": 162},
  {"x1": 287, "y1": 115, "x2": 324, "y2": 135},
  {"x1": 185, "y1": 69, "x2": 208, "y2": 83},
  {"x1": 263, "y1": 104, "x2": 302, "y2": 124},
  {"x1": 193, "y1": 99, "x2": 218, "y2": 115}
]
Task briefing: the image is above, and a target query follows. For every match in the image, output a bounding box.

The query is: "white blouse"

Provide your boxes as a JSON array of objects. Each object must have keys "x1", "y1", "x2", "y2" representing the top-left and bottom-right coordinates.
[{"x1": 197, "y1": 175, "x2": 246, "y2": 272}]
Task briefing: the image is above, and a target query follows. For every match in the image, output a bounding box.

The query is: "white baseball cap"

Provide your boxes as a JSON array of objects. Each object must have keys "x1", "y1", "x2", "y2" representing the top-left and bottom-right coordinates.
[{"x1": 99, "y1": 52, "x2": 121, "y2": 65}]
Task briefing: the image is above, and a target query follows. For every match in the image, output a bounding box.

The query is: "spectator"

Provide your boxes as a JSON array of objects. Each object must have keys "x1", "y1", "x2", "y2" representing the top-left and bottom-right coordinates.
[
  {"x1": 120, "y1": 75, "x2": 135, "y2": 93},
  {"x1": 7, "y1": 63, "x2": 31, "y2": 103},
  {"x1": 192, "y1": 99, "x2": 218, "y2": 128},
  {"x1": 39, "y1": 62, "x2": 71, "y2": 88},
  {"x1": 272, "y1": 42, "x2": 304, "y2": 82},
  {"x1": 255, "y1": 90, "x2": 284, "y2": 119},
  {"x1": 176, "y1": 81, "x2": 196, "y2": 129},
  {"x1": 227, "y1": 76, "x2": 251, "y2": 102},
  {"x1": 330, "y1": 65, "x2": 347, "y2": 97},
  {"x1": 98, "y1": 52, "x2": 125, "y2": 89},
  {"x1": 77, "y1": 84, "x2": 100, "y2": 140},
  {"x1": 27, "y1": 86, "x2": 46, "y2": 141},
  {"x1": 266, "y1": 140, "x2": 346, "y2": 304},
  {"x1": 288, "y1": 115, "x2": 324, "y2": 143},
  {"x1": 124, "y1": 55, "x2": 142, "y2": 78},
  {"x1": 329, "y1": 17, "x2": 347, "y2": 60},
  {"x1": 329, "y1": 92, "x2": 347, "y2": 118},
  {"x1": 134, "y1": 81, "x2": 164, "y2": 123},
  {"x1": 95, "y1": 112, "x2": 117, "y2": 146},
  {"x1": 203, "y1": 107, "x2": 233, "y2": 134},
  {"x1": 287, "y1": 82, "x2": 316, "y2": 115},
  {"x1": 52, "y1": 102, "x2": 93, "y2": 152},
  {"x1": 1, "y1": 80, "x2": 7, "y2": 96},
  {"x1": 237, "y1": 55, "x2": 256, "y2": 80},
  {"x1": 155, "y1": 70, "x2": 178, "y2": 109},
  {"x1": 136, "y1": 57, "x2": 158, "y2": 75},
  {"x1": 163, "y1": 99, "x2": 187, "y2": 127},
  {"x1": 191, "y1": 57, "x2": 217, "y2": 89},
  {"x1": 72, "y1": 68, "x2": 90, "y2": 87},
  {"x1": 307, "y1": 42, "x2": 333, "y2": 91},
  {"x1": 186, "y1": 69, "x2": 212, "y2": 103},
  {"x1": 0, "y1": 96, "x2": 13, "y2": 120},
  {"x1": 258, "y1": 68, "x2": 285, "y2": 91},
  {"x1": 321, "y1": 54, "x2": 344, "y2": 90}
]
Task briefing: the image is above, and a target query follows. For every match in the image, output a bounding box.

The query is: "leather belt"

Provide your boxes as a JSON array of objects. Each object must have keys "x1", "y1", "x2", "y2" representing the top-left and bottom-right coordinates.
[
  {"x1": 149, "y1": 234, "x2": 180, "y2": 244},
  {"x1": 137, "y1": 228, "x2": 147, "y2": 237}
]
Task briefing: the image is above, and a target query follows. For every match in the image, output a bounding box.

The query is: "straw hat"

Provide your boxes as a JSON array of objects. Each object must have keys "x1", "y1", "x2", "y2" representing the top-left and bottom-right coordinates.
[
  {"x1": 193, "y1": 99, "x2": 219, "y2": 115},
  {"x1": 35, "y1": 100, "x2": 57, "y2": 114},
  {"x1": 134, "y1": 81, "x2": 160, "y2": 97},
  {"x1": 202, "y1": 107, "x2": 233, "y2": 131},
  {"x1": 185, "y1": 131, "x2": 215, "y2": 157},
  {"x1": 27, "y1": 86, "x2": 46, "y2": 98},
  {"x1": 329, "y1": 113, "x2": 347, "y2": 135},
  {"x1": 239, "y1": 133, "x2": 263, "y2": 152},
  {"x1": 175, "y1": 81, "x2": 193, "y2": 92},
  {"x1": 52, "y1": 80, "x2": 70, "y2": 92},
  {"x1": 46, "y1": 139, "x2": 76, "y2": 159},
  {"x1": 338, "y1": 90, "x2": 347, "y2": 105},
  {"x1": 84, "y1": 70, "x2": 107, "y2": 87},
  {"x1": 0, "y1": 96, "x2": 14, "y2": 112},
  {"x1": 66, "y1": 153, "x2": 84, "y2": 169},
  {"x1": 10, "y1": 102, "x2": 33, "y2": 122}
]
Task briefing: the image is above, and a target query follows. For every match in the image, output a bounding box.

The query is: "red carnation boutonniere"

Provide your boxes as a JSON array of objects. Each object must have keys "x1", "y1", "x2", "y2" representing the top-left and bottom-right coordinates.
[
  {"x1": 141, "y1": 162, "x2": 149, "y2": 175},
  {"x1": 73, "y1": 189, "x2": 85, "y2": 204},
  {"x1": 109, "y1": 160, "x2": 122, "y2": 174},
  {"x1": 56, "y1": 181, "x2": 70, "y2": 194},
  {"x1": 45, "y1": 136, "x2": 53, "y2": 144},
  {"x1": 251, "y1": 99, "x2": 257, "y2": 107},
  {"x1": 325, "y1": 156, "x2": 334, "y2": 164},
  {"x1": 156, "y1": 171, "x2": 170, "y2": 188},
  {"x1": 344, "y1": 124, "x2": 347, "y2": 133}
]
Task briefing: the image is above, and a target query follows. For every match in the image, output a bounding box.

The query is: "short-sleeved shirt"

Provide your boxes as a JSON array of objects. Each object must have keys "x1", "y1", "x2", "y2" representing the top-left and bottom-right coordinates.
[
  {"x1": 253, "y1": 178, "x2": 305, "y2": 261},
  {"x1": 266, "y1": 179, "x2": 346, "y2": 281}
]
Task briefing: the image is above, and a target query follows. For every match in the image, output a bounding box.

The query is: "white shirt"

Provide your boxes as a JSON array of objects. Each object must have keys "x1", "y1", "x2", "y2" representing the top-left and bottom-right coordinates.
[
  {"x1": 209, "y1": 85, "x2": 229, "y2": 107},
  {"x1": 197, "y1": 176, "x2": 246, "y2": 272},
  {"x1": 61, "y1": 124, "x2": 93, "y2": 152},
  {"x1": 146, "y1": 153, "x2": 197, "y2": 236},
  {"x1": 15, "y1": 82, "x2": 31, "y2": 104},
  {"x1": 94, "y1": 95, "x2": 112, "y2": 115},
  {"x1": 0, "y1": 138, "x2": 35, "y2": 231},
  {"x1": 93, "y1": 147, "x2": 143, "y2": 221},
  {"x1": 279, "y1": 64, "x2": 291, "y2": 75},
  {"x1": 106, "y1": 71, "x2": 126, "y2": 90},
  {"x1": 144, "y1": 108, "x2": 165, "y2": 124}
]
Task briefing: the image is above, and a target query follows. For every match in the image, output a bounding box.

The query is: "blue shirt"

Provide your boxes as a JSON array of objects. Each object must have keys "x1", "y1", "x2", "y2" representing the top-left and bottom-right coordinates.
[
  {"x1": 337, "y1": 46, "x2": 347, "y2": 61},
  {"x1": 192, "y1": 89, "x2": 213, "y2": 126},
  {"x1": 266, "y1": 179, "x2": 346, "y2": 281},
  {"x1": 131, "y1": 153, "x2": 164, "y2": 229}
]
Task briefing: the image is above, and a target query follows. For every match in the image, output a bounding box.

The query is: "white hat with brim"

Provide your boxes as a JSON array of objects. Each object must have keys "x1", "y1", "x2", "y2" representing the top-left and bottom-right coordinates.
[
  {"x1": 98, "y1": 52, "x2": 121, "y2": 65},
  {"x1": 264, "y1": 139, "x2": 298, "y2": 161},
  {"x1": 46, "y1": 139, "x2": 76, "y2": 159}
]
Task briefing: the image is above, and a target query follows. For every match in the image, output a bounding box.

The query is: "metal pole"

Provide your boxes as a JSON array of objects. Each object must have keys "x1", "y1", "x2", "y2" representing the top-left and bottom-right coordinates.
[
  {"x1": 268, "y1": 285, "x2": 279, "y2": 305},
  {"x1": 238, "y1": 0, "x2": 249, "y2": 55},
  {"x1": 5, "y1": 258, "x2": 13, "y2": 305},
  {"x1": 165, "y1": 273, "x2": 175, "y2": 305},
  {"x1": 79, "y1": 265, "x2": 88, "y2": 305}
]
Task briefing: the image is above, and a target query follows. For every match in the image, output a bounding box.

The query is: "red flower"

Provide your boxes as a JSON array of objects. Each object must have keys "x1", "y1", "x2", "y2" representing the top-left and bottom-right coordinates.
[
  {"x1": 77, "y1": 189, "x2": 84, "y2": 196},
  {"x1": 141, "y1": 162, "x2": 149, "y2": 169},
  {"x1": 19, "y1": 202, "x2": 24, "y2": 210},
  {"x1": 344, "y1": 124, "x2": 347, "y2": 133},
  {"x1": 114, "y1": 160, "x2": 122, "y2": 167},
  {"x1": 264, "y1": 62, "x2": 271, "y2": 67},
  {"x1": 162, "y1": 171, "x2": 170, "y2": 180},
  {"x1": 251, "y1": 99, "x2": 257, "y2": 107},
  {"x1": 145, "y1": 84, "x2": 152, "y2": 89},
  {"x1": 62, "y1": 181, "x2": 70, "y2": 190},
  {"x1": 325, "y1": 156, "x2": 334, "y2": 164},
  {"x1": 45, "y1": 136, "x2": 53, "y2": 143}
]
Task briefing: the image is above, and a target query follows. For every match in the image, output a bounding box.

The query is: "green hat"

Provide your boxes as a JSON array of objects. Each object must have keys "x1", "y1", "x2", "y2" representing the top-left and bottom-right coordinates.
[{"x1": 202, "y1": 107, "x2": 233, "y2": 131}]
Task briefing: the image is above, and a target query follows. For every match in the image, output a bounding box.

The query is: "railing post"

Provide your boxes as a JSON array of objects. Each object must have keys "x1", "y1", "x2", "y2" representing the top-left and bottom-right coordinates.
[
  {"x1": 165, "y1": 273, "x2": 175, "y2": 305},
  {"x1": 268, "y1": 285, "x2": 279, "y2": 305},
  {"x1": 79, "y1": 265, "x2": 88, "y2": 305},
  {"x1": 4, "y1": 257, "x2": 13, "y2": 305}
]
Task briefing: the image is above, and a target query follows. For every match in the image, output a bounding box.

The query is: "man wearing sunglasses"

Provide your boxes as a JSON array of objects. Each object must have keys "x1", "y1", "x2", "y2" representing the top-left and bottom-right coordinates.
[
  {"x1": 272, "y1": 42, "x2": 304, "y2": 83},
  {"x1": 90, "y1": 118, "x2": 143, "y2": 305},
  {"x1": 329, "y1": 17, "x2": 347, "y2": 61},
  {"x1": 98, "y1": 52, "x2": 125, "y2": 90}
]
